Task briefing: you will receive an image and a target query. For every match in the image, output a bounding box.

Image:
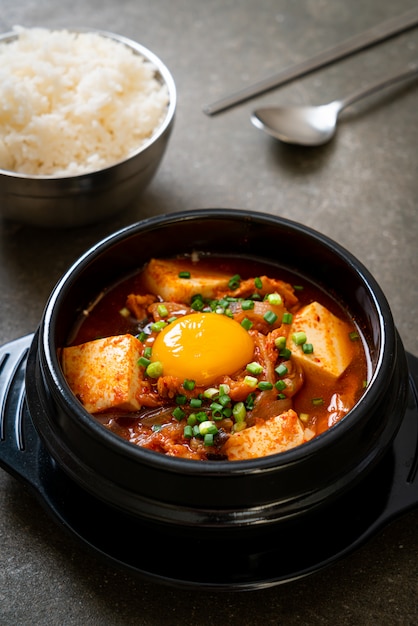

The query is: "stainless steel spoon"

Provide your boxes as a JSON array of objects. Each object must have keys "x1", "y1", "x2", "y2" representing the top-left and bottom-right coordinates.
[{"x1": 251, "y1": 64, "x2": 418, "y2": 146}]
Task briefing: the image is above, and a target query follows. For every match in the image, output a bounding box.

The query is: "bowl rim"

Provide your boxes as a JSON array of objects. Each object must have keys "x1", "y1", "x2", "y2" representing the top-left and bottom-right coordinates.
[
  {"x1": 38, "y1": 208, "x2": 396, "y2": 476},
  {"x1": 0, "y1": 27, "x2": 177, "y2": 181}
]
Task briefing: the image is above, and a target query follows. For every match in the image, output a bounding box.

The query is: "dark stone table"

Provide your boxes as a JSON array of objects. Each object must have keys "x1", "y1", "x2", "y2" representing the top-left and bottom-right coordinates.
[{"x1": 1, "y1": 1, "x2": 417, "y2": 623}]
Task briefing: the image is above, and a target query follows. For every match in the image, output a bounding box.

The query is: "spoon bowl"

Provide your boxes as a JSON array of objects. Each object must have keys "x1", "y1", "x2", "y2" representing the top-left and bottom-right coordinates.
[{"x1": 251, "y1": 64, "x2": 418, "y2": 146}]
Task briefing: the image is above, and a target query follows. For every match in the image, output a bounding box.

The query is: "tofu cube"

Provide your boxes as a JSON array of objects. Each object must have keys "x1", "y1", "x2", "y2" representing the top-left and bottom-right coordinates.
[
  {"x1": 224, "y1": 410, "x2": 305, "y2": 460},
  {"x1": 289, "y1": 301, "x2": 354, "y2": 382},
  {"x1": 142, "y1": 258, "x2": 231, "y2": 303},
  {"x1": 62, "y1": 334, "x2": 142, "y2": 413}
]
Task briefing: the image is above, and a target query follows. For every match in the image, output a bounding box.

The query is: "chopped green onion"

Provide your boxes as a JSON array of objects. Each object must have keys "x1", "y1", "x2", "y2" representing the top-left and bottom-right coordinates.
[
  {"x1": 299, "y1": 413, "x2": 309, "y2": 423},
  {"x1": 312, "y1": 397, "x2": 324, "y2": 406},
  {"x1": 152, "y1": 424, "x2": 162, "y2": 432},
  {"x1": 151, "y1": 320, "x2": 168, "y2": 332},
  {"x1": 199, "y1": 421, "x2": 218, "y2": 436},
  {"x1": 203, "y1": 387, "x2": 219, "y2": 399},
  {"x1": 279, "y1": 348, "x2": 292, "y2": 359},
  {"x1": 228, "y1": 274, "x2": 241, "y2": 290},
  {"x1": 258, "y1": 381, "x2": 273, "y2": 391},
  {"x1": 246, "y1": 361, "x2": 263, "y2": 375},
  {"x1": 293, "y1": 285, "x2": 304, "y2": 291},
  {"x1": 176, "y1": 394, "x2": 187, "y2": 405},
  {"x1": 172, "y1": 406, "x2": 185, "y2": 421},
  {"x1": 243, "y1": 375, "x2": 258, "y2": 388},
  {"x1": 191, "y1": 294, "x2": 204, "y2": 311},
  {"x1": 137, "y1": 331, "x2": 148, "y2": 342},
  {"x1": 196, "y1": 411, "x2": 208, "y2": 423},
  {"x1": 277, "y1": 393, "x2": 286, "y2": 400},
  {"x1": 143, "y1": 346, "x2": 152, "y2": 359},
  {"x1": 183, "y1": 379, "x2": 196, "y2": 391},
  {"x1": 157, "y1": 304, "x2": 168, "y2": 318},
  {"x1": 218, "y1": 394, "x2": 231, "y2": 407},
  {"x1": 146, "y1": 361, "x2": 163, "y2": 378},
  {"x1": 192, "y1": 424, "x2": 201, "y2": 437},
  {"x1": 190, "y1": 398, "x2": 202, "y2": 409},
  {"x1": 219, "y1": 383, "x2": 230, "y2": 396},
  {"x1": 245, "y1": 392, "x2": 256, "y2": 409},
  {"x1": 138, "y1": 356, "x2": 151, "y2": 368},
  {"x1": 232, "y1": 402, "x2": 246, "y2": 422},
  {"x1": 183, "y1": 425, "x2": 193, "y2": 438},
  {"x1": 274, "y1": 336, "x2": 287, "y2": 350},
  {"x1": 275, "y1": 379, "x2": 287, "y2": 391},
  {"x1": 254, "y1": 277, "x2": 263, "y2": 289},
  {"x1": 292, "y1": 331, "x2": 307, "y2": 345},
  {"x1": 233, "y1": 421, "x2": 247, "y2": 433},
  {"x1": 222, "y1": 407, "x2": 232, "y2": 418},
  {"x1": 241, "y1": 317, "x2": 253, "y2": 331},
  {"x1": 282, "y1": 312, "x2": 293, "y2": 324},
  {"x1": 349, "y1": 331, "x2": 360, "y2": 341},
  {"x1": 178, "y1": 271, "x2": 191, "y2": 279},
  {"x1": 210, "y1": 402, "x2": 224, "y2": 419},
  {"x1": 302, "y1": 343, "x2": 314, "y2": 354},
  {"x1": 264, "y1": 310, "x2": 278, "y2": 325},
  {"x1": 204, "y1": 433, "x2": 214, "y2": 446},
  {"x1": 267, "y1": 293, "x2": 282, "y2": 306},
  {"x1": 275, "y1": 363, "x2": 288, "y2": 377},
  {"x1": 187, "y1": 414, "x2": 197, "y2": 426},
  {"x1": 167, "y1": 316, "x2": 178, "y2": 323},
  {"x1": 119, "y1": 307, "x2": 131, "y2": 318},
  {"x1": 241, "y1": 299, "x2": 255, "y2": 310}
]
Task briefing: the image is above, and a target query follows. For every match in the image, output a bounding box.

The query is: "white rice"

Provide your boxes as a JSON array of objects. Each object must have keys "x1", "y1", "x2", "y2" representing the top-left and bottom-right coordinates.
[{"x1": 0, "y1": 26, "x2": 169, "y2": 176}]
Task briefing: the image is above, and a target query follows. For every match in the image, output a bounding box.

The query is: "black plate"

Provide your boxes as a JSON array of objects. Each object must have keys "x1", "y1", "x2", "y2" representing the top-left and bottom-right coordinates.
[{"x1": 1, "y1": 334, "x2": 417, "y2": 591}]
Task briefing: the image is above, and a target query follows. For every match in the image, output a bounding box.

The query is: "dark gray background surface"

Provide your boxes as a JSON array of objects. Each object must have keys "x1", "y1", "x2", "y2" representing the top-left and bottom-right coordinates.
[{"x1": 1, "y1": 1, "x2": 417, "y2": 624}]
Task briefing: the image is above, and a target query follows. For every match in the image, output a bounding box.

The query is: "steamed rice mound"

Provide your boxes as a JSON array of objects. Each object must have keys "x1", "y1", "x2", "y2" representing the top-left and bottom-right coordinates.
[{"x1": 0, "y1": 26, "x2": 169, "y2": 176}]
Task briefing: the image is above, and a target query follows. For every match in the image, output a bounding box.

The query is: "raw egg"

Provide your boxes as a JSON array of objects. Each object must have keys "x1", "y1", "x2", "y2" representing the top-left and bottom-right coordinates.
[{"x1": 151, "y1": 312, "x2": 254, "y2": 386}]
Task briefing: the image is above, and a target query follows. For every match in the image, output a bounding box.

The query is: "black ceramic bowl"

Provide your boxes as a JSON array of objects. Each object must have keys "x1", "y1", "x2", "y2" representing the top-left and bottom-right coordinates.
[{"x1": 25, "y1": 208, "x2": 410, "y2": 538}]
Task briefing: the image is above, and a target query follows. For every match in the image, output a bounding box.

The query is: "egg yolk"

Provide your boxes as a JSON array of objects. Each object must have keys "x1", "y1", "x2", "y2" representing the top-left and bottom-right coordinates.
[{"x1": 151, "y1": 312, "x2": 254, "y2": 386}]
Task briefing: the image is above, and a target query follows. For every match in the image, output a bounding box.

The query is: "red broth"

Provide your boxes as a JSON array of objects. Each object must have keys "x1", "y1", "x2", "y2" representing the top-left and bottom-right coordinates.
[{"x1": 64, "y1": 255, "x2": 369, "y2": 461}]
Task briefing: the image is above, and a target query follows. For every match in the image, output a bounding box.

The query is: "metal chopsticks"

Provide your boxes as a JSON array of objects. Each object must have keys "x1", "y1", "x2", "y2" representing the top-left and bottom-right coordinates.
[{"x1": 203, "y1": 7, "x2": 418, "y2": 115}]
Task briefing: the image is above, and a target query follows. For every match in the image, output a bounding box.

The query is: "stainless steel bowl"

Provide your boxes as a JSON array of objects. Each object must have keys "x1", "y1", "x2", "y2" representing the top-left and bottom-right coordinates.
[{"x1": 0, "y1": 29, "x2": 176, "y2": 228}]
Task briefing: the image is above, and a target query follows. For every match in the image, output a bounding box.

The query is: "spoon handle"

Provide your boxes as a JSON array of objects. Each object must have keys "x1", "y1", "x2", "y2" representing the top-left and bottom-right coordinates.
[
  {"x1": 338, "y1": 63, "x2": 418, "y2": 110},
  {"x1": 204, "y1": 7, "x2": 418, "y2": 115}
]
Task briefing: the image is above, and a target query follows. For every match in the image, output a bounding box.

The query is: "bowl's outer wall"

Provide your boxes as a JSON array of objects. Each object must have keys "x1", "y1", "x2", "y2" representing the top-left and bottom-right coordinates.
[
  {"x1": 26, "y1": 211, "x2": 410, "y2": 524},
  {"x1": 0, "y1": 127, "x2": 173, "y2": 228}
]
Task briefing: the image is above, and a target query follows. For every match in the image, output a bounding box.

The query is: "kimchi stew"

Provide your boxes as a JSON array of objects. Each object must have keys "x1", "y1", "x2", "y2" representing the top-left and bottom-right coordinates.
[{"x1": 61, "y1": 254, "x2": 369, "y2": 461}]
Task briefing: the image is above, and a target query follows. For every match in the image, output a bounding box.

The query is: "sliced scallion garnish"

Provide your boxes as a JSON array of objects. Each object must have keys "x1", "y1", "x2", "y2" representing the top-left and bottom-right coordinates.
[
  {"x1": 264, "y1": 310, "x2": 278, "y2": 325},
  {"x1": 246, "y1": 361, "x2": 263, "y2": 375},
  {"x1": 267, "y1": 293, "x2": 282, "y2": 306},
  {"x1": 258, "y1": 381, "x2": 273, "y2": 391},
  {"x1": 228, "y1": 274, "x2": 241, "y2": 290},
  {"x1": 173, "y1": 406, "x2": 185, "y2": 421},
  {"x1": 232, "y1": 402, "x2": 246, "y2": 422},
  {"x1": 275, "y1": 363, "x2": 288, "y2": 377},
  {"x1": 292, "y1": 331, "x2": 307, "y2": 345},
  {"x1": 146, "y1": 361, "x2": 163, "y2": 378},
  {"x1": 241, "y1": 317, "x2": 253, "y2": 331}
]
